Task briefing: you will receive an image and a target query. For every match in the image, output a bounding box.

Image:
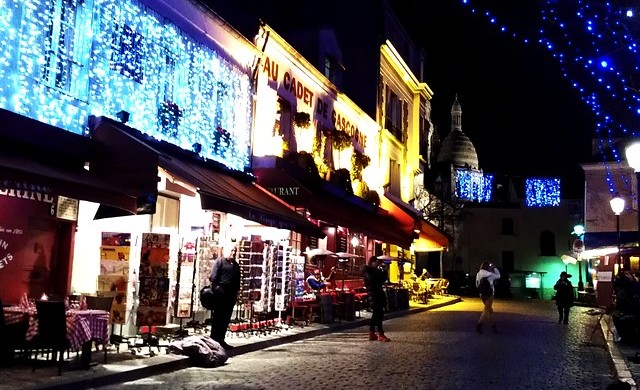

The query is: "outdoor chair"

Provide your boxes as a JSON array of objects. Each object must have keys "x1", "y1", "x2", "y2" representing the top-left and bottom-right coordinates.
[{"x1": 32, "y1": 300, "x2": 68, "y2": 375}]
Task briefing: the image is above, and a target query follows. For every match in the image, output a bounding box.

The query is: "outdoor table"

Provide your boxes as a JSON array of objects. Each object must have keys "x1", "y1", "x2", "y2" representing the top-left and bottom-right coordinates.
[{"x1": 3, "y1": 306, "x2": 110, "y2": 369}]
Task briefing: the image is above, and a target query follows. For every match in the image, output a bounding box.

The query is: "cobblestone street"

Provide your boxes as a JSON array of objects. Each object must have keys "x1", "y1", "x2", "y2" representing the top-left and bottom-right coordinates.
[{"x1": 95, "y1": 298, "x2": 617, "y2": 390}]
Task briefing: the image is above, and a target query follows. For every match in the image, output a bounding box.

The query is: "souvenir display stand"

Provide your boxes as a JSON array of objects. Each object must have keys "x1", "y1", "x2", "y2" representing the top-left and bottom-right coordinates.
[
  {"x1": 98, "y1": 232, "x2": 132, "y2": 348},
  {"x1": 192, "y1": 236, "x2": 221, "y2": 331},
  {"x1": 171, "y1": 240, "x2": 197, "y2": 338},
  {"x1": 130, "y1": 233, "x2": 171, "y2": 356}
]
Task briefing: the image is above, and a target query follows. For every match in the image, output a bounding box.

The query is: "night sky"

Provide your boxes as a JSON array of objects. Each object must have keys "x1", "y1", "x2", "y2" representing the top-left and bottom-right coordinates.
[
  {"x1": 204, "y1": 0, "x2": 597, "y2": 196},
  {"x1": 392, "y1": 1, "x2": 596, "y2": 191}
]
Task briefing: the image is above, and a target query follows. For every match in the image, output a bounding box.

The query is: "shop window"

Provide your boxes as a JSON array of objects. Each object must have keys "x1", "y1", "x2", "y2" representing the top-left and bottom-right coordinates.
[
  {"x1": 110, "y1": 23, "x2": 145, "y2": 83},
  {"x1": 151, "y1": 195, "x2": 179, "y2": 230},
  {"x1": 501, "y1": 218, "x2": 514, "y2": 235},
  {"x1": 540, "y1": 230, "x2": 556, "y2": 256}
]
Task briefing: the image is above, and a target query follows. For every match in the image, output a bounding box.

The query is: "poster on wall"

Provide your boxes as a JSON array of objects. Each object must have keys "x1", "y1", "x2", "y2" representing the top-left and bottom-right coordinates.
[
  {"x1": 98, "y1": 232, "x2": 131, "y2": 325},
  {"x1": 136, "y1": 233, "x2": 170, "y2": 327}
]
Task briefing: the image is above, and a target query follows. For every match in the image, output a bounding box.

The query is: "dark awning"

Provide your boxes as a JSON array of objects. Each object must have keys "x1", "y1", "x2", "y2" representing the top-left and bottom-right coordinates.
[
  {"x1": 0, "y1": 111, "x2": 155, "y2": 215},
  {"x1": 159, "y1": 154, "x2": 325, "y2": 238},
  {"x1": 253, "y1": 157, "x2": 414, "y2": 247}
]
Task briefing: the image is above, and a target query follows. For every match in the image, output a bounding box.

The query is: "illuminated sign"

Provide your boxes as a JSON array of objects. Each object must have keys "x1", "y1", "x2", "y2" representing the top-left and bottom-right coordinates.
[{"x1": 261, "y1": 56, "x2": 367, "y2": 150}]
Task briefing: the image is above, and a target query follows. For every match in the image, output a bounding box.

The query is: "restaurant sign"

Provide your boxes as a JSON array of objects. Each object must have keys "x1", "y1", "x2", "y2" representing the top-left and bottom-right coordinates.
[
  {"x1": 261, "y1": 56, "x2": 367, "y2": 150},
  {"x1": 0, "y1": 237, "x2": 15, "y2": 271}
]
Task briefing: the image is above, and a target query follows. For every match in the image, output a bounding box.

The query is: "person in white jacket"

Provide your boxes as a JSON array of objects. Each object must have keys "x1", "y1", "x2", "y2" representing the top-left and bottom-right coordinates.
[{"x1": 475, "y1": 261, "x2": 501, "y2": 333}]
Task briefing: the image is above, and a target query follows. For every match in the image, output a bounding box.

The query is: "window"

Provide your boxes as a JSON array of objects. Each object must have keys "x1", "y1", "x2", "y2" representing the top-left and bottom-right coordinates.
[
  {"x1": 31, "y1": 0, "x2": 87, "y2": 96},
  {"x1": 275, "y1": 97, "x2": 293, "y2": 150},
  {"x1": 540, "y1": 230, "x2": 556, "y2": 256},
  {"x1": 501, "y1": 218, "x2": 514, "y2": 235},
  {"x1": 151, "y1": 195, "x2": 179, "y2": 230},
  {"x1": 388, "y1": 159, "x2": 400, "y2": 197},
  {"x1": 501, "y1": 251, "x2": 514, "y2": 272},
  {"x1": 384, "y1": 89, "x2": 403, "y2": 141},
  {"x1": 110, "y1": 24, "x2": 146, "y2": 83}
]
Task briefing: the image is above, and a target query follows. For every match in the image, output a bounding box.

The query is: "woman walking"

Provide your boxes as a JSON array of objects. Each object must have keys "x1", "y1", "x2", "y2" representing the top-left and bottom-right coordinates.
[
  {"x1": 363, "y1": 256, "x2": 390, "y2": 341},
  {"x1": 475, "y1": 261, "x2": 501, "y2": 333}
]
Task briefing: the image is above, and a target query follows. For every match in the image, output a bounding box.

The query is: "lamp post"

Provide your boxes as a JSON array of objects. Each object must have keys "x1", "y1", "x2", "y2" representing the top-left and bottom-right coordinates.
[
  {"x1": 610, "y1": 194, "x2": 625, "y2": 270},
  {"x1": 572, "y1": 224, "x2": 585, "y2": 291},
  {"x1": 625, "y1": 141, "x2": 640, "y2": 271}
]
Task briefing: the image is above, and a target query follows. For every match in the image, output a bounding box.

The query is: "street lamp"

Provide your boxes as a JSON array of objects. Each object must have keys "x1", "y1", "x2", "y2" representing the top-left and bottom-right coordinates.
[
  {"x1": 610, "y1": 194, "x2": 625, "y2": 270},
  {"x1": 572, "y1": 224, "x2": 585, "y2": 291},
  {"x1": 625, "y1": 141, "x2": 640, "y2": 271}
]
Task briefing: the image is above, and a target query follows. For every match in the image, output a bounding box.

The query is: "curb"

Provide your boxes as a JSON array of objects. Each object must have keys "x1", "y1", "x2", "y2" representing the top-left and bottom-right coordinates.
[
  {"x1": 600, "y1": 314, "x2": 637, "y2": 389},
  {"x1": 28, "y1": 297, "x2": 461, "y2": 390}
]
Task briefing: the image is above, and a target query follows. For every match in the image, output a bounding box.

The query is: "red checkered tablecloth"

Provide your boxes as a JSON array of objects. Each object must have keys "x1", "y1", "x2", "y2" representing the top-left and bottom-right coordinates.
[{"x1": 4, "y1": 307, "x2": 111, "y2": 351}]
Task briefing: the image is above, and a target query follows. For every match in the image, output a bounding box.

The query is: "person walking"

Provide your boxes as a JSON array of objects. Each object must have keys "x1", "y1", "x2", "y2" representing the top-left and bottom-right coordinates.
[
  {"x1": 554, "y1": 271, "x2": 574, "y2": 324},
  {"x1": 363, "y1": 256, "x2": 390, "y2": 342},
  {"x1": 209, "y1": 243, "x2": 241, "y2": 350},
  {"x1": 475, "y1": 261, "x2": 501, "y2": 333}
]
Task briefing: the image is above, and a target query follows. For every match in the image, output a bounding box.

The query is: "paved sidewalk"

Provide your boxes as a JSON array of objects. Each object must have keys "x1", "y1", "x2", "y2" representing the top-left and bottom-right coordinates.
[
  {"x1": 1, "y1": 295, "x2": 461, "y2": 390},
  {"x1": 601, "y1": 312, "x2": 640, "y2": 389}
]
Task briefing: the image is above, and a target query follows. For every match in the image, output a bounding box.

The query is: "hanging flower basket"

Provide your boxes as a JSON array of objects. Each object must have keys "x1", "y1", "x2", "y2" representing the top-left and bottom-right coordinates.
[
  {"x1": 351, "y1": 150, "x2": 371, "y2": 181},
  {"x1": 331, "y1": 129, "x2": 352, "y2": 151},
  {"x1": 293, "y1": 111, "x2": 311, "y2": 128},
  {"x1": 213, "y1": 126, "x2": 232, "y2": 156}
]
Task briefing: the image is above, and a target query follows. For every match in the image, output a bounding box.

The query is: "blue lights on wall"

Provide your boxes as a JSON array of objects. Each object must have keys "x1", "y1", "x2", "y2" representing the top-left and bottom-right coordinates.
[
  {"x1": 0, "y1": 0, "x2": 252, "y2": 171},
  {"x1": 454, "y1": 169, "x2": 493, "y2": 202},
  {"x1": 525, "y1": 178, "x2": 561, "y2": 208}
]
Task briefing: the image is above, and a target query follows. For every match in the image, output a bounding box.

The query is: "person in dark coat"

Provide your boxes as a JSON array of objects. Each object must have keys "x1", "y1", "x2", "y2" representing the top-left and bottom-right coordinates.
[
  {"x1": 554, "y1": 271, "x2": 574, "y2": 324},
  {"x1": 209, "y1": 243, "x2": 241, "y2": 350},
  {"x1": 363, "y1": 256, "x2": 390, "y2": 342}
]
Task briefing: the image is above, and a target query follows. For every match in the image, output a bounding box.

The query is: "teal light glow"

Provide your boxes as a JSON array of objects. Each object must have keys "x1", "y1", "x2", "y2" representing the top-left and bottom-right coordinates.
[
  {"x1": 0, "y1": 0, "x2": 252, "y2": 171},
  {"x1": 525, "y1": 177, "x2": 561, "y2": 207},
  {"x1": 454, "y1": 169, "x2": 493, "y2": 202}
]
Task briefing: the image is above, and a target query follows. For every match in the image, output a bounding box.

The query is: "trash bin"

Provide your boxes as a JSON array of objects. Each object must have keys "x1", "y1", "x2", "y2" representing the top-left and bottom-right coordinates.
[
  {"x1": 385, "y1": 287, "x2": 397, "y2": 311},
  {"x1": 396, "y1": 288, "x2": 410, "y2": 310},
  {"x1": 319, "y1": 294, "x2": 334, "y2": 323},
  {"x1": 342, "y1": 292, "x2": 355, "y2": 321}
]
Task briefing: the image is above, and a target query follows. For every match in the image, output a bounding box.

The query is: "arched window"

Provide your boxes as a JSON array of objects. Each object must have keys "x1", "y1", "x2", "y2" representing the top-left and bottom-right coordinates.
[{"x1": 540, "y1": 230, "x2": 556, "y2": 256}]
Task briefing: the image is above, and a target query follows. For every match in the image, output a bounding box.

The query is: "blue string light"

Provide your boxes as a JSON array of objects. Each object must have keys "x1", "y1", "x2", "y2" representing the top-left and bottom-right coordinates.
[
  {"x1": 454, "y1": 169, "x2": 493, "y2": 202},
  {"x1": 457, "y1": 0, "x2": 640, "y2": 204},
  {"x1": 525, "y1": 178, "x2": 561, "y2": 208}
]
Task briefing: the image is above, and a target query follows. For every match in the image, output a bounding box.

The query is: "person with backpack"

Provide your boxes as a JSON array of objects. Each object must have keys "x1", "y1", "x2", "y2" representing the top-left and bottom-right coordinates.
[{"x1": 475, "y1": 261, "x2": 501, "y2": 333}]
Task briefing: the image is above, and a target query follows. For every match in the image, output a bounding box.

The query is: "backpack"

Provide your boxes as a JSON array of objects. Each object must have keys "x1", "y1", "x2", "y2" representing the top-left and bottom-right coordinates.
[
  {"x1": 478, "y1": 276, "x2": 493, "y2": 297},
  {"x1": 199, "y1": 285, "x2": 217, "y2": 310}
]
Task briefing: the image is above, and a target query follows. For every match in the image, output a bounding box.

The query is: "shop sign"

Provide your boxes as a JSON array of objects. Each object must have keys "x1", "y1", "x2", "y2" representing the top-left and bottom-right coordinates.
[
  {"x1": 261, "y1": 56, "x2": 367, "y2": 150},
  {"x1": 267, "y1": 186, "x2": 300, "y2": 197},
  {"x1": 56, "y1": 196, "x2": 79, "y2": 221},
  {"x1": 0, "y1": 178, "x2": 55, "y2": 204}
]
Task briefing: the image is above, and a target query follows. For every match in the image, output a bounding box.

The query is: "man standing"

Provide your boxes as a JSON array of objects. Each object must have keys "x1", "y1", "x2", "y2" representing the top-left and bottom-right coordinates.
[
  {"x1": 554, "y1": 271, "x2": 574, "y2": 324},
  {"x1": 475, "y1": 261, "x2": 501, "y2": 333},
  {"x1": 209, "y1": 243, "x2": 240, "y2": 350}
]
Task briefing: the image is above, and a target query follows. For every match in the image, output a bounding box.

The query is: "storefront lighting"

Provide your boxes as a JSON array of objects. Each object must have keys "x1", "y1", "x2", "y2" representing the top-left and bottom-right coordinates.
[
  {"x1": 83, "y1": 161, "x2": 90, "y2": 171},
  {"x1": 351, "y1": 236, "x2": 359, "y2": 246}
]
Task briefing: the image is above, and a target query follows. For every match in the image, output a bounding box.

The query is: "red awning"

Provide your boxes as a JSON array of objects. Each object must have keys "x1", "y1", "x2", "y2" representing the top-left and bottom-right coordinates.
[{"x1": 253, "y1": 158, "x2": 414, "y2": 247}]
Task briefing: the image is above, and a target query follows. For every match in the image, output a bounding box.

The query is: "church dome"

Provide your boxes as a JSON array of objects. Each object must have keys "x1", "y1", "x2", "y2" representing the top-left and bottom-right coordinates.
[
  {"x1": 436, "y1": 95, "x2": 479, "y2": 169},
  {"x1": 436, "y1": 129, "x2": 479, "y2": 169}
]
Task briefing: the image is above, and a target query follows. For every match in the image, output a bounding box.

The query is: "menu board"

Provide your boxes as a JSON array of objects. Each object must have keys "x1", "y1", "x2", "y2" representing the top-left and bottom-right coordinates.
[
  {"x1": 98, "y1": 232, "x2": 131, "y2": 324},
  {"x1": 136, "y1": 233, "x2": 170, "y2": 327}
]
